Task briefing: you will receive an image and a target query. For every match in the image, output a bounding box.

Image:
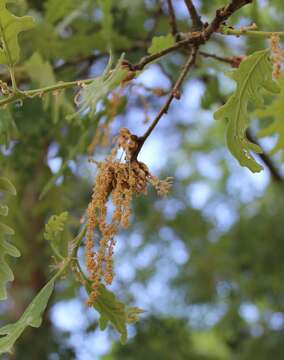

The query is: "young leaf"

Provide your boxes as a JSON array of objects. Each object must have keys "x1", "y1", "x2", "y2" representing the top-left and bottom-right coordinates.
[
  {"x1": 68, "y1": 54, "x2": 127, "y2": 120},
  {"x1": 0, "y1": 108, "x2": 18, "y2": 148},
  {"x1": 148, "y1": 33, "x2": 175, "y2": 55},
  {"x1": 45, "y1": 0, "x2": 81, "y2": 24},
  {"x1": 0, "y1": 237, "x2": 20, "y2": 300},
  {"x1": 99, "y1": 0, "x2": 113, "y2": 47},
  {"x1": 256, "y1": 74, "x2": 284, "y2": 157},
  {"x1": 44, "y1": 212, "x2": 69, "y2": 259},
  {"x1": 0, "y1": 177, "x2": 16, "y2": 195},
  {"x1": 0, "y1": 176, "x2": 18, "y2": 300},
  {"x1": 0, "y1": 1, "x2": 35, "y2": 67},
  {"x1": 89, "y1": 284, "x2": 143, "y2": 344},
  {"x1": 25, "y1": 52, "x2": 56, "y2": 87},
  {"x1": 214, "y1": 50, "x2": 279, "y2": 172},
  {"x1": 0, "y1": 278, "x2": 54, "y2": 354}
]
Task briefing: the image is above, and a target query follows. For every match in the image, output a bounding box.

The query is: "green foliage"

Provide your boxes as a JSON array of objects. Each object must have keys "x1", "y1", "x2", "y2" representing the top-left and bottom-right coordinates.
[
  {"x1": 25, "y1": 52, "x2": 55, "y2": 87},
  {"x1": 257, "y1": 74, "x2": 284, "y2": 158},
  {"x1": 0, "y1": 278, "x2": 54, "y2": 354},
  {"x1": 0, "y1": 1, "x2": 35, "y2": 67},
  {"x1": 148, "y1": 33, "x2": 175, "y2": 55},
  {"x1": 214, "y1": 50, "x2": 279, "y2": 172},
  {"x1": 24, "y1": 52, "x2": 73, "y2": 122},
  {"x1": 69, "y1": 54, "x2": 127, "y2": 120},
  {"x1": 0, "y1": 177, "x2": 19, "y2": 300},
  {"x1": 0, "y1": 108, "x2": 18, "y2": 147},
  {"x1": 89, "y1": 284, "x2": 143, "y2": 344},
  {"x1": 99, "y1": 0, "x2": 113, "y2": 47},
  {"x1": 0, "y1": 238, "x2": 20, "y2": 300},
  {"x1": 44, "y1": 0, "x2": 82, "y2": 24},
  {"x1": 44, "y1": 212, "x2": 69, "y2": 259}
]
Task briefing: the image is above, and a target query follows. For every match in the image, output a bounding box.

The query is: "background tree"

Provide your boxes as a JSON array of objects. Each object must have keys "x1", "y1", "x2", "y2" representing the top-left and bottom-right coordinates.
[{"x1": 0, "y1": 0, "x2": 283, "y2": 359}]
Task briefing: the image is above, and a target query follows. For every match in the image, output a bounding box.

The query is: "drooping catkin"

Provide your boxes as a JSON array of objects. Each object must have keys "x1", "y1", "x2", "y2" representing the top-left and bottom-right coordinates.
[
  {"x1": 271, "y1": 34, "x2": 284, "y2": 79},
  {"x1": 85, "y1": 128, "x2": 173, "y2": 304}
]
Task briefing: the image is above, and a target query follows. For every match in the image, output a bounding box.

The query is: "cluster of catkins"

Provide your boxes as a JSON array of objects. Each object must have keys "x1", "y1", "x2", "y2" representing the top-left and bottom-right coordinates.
[
  {"x1": 85, "y1": 128, "x2": 173, "y2": 304},
  {"x1": 271, "y1": 34, "x2": 284, "y2": 79}
]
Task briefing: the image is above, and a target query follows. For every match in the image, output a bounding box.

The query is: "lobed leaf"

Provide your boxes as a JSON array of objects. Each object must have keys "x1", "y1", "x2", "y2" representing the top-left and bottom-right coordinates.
[
  {"x1": 89, "y1": 284, "x2": 143, "y2": 344},
  {"x1": 44, "y1": 212, "x2": 69, "y2": 259},
  {"x1": 0, "y1": 278, "x2": 54, "y2": 354},
  {"x1": 99, "y1": 0, "x2": 113, "y2": 47},
  {"x1": 214, "y1": 50, "x2": 279, "y2": 172},
  {"x1": 256, "y1": 74, "x2": 284, "y2": 158},
  {"x1": 148, "y1": 33, "x2": 175, "y2": 55},
  {"x1": 0, "y1": 177, "x2": 18, "y2": 300},
  {"x1": 0, "y1": 108, "x2": 18, "y2": 148},
  {"x1": 0, "y1": 177, "x2": 16, "y2": 195},
  {"x1": 0, "y1": 238, "x2": 20, "y2": 300},
  {"x1": 0, "y1": 0, "x2": 35, "y2": 67},
  {"x1": 68, "y1": 54, "x2": 127, "y2": 120},
  {"x1": 44, "y1": 0, "x2": 81, "y2": 24}
]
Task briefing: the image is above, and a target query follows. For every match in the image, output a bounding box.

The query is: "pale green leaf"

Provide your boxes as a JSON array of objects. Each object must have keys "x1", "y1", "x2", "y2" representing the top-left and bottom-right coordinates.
[
  {"x1": 214, "y1": 50, "x2": 279, "y2": 172},
  {"x1": 0, "y1": 204, "x2": 8, "y2": 216},
  {"x1": 0, "y1": 108, "x2": 18, "y2": 148},
  {"x1": 0, "y1": 278, "x2": 54, "y2": 354},
  {"x1": 44, "y1": 212, "x2": 68, "y2": 259},
  {"x1": 0, "y1": 237, "x2": 20, "y2": 300},
  {"x1": 44, "y1": 0, "x2": 81, "y2": 24},
  {"x1": 148, "y1": 33, "x2": 175, "y2": 55},
  {"x1": 68, "y1": 54, "x2": 127, "y2": 120},
  {"x1": 24, "y1": 52, "x2": 56, "y2": 87},
  {"x1": 90, "y1": 284, "x2": 143, "y2": 344},
  {"x1": 0, "y1": 177, "x2": 16, "y2": 195},
  {"x1": 24, "y1": 52, "x2": 74, "y2": 122},
  {"x1": 256, "y1": 74, "x2": 284, "y2": 157},
  {"x1": 0, "y1": 0, "x2": 35, "y2": 66},
  {"x1": 99, "y1": 0, "x2": 113, "y2": 47}
]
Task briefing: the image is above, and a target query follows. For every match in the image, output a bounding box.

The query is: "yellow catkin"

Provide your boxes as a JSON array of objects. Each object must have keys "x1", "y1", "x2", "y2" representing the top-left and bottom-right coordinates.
[
  {"x1": 85, "y1": 128, "x2": 173, "y2": 303},
  {"x1": 271, "y1": 34, "x2": 284, "y2": 79}
]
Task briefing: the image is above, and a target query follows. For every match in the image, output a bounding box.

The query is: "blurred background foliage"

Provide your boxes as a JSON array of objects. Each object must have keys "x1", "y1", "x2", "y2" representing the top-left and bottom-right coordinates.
[{"x1": 1, "y1": 0, "x2": 284, "y2": 359}]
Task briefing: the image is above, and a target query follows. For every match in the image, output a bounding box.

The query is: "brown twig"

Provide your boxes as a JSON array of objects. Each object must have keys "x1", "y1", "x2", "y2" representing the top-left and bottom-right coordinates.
[
  {"x1": 199, "y1": 51, "x2": 243, "y2": 67},
  {"x1": 126, "y1": 0, "x2": 252, "y2": 72},
  {"x1": 167, "y1": 0, "x2": 180, "y2": 40},
  {"x1": 246, "y1": 131, "x2": 283, "y2": 182},
  {"x1": 184, "y1": 0, "x2": 203, "y2": 31},
  {"x1": 203, "y1": 0, "x2": 253, "y2": 41},
  {"x1": 131, "y1": 47, "x2": 198, "y2": 161}
]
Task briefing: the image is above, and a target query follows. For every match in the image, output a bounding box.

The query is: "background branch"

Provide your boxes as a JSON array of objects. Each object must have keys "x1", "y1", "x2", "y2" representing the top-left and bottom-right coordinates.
[{"x1": 184, "y1": 0, "x2": 203, "y2": 30}]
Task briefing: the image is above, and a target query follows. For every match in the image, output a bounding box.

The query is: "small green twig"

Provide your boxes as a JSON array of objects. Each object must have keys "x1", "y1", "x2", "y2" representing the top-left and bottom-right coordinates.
[{"x1": 220, "y1": 26, "x2": 284, "y2": 38}]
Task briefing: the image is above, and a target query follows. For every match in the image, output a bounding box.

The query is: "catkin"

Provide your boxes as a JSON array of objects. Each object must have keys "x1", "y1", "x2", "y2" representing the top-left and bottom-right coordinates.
[{"x1": 85, "y1": 128, "x2": 173, "y2": 303}]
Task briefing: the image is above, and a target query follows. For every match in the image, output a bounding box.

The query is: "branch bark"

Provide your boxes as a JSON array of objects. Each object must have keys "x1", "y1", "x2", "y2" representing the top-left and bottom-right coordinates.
[{"x1": 184, "y1": 0, "x2": 203, "y2": 30}]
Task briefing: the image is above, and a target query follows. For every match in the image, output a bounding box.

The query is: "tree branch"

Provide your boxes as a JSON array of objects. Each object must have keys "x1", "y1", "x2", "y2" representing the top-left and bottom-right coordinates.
[
  {"x1": 203, "y1": 0, "x2": 253, "y2": 41},
  {"x1": 167, "y1": 0, "x2": 180, "y2": 40},
  {"x1": 246, "y1": 131, "x2": 283, "y2": 182},
  {"x1": 184, "y1": 0, "x2": 203, "y2": 31},
  {"x1": 131, "y1": 47, "x2": 198, "y2": 161},
  {"x1": 199, "y1": 51, "x2": 243, "y2": 67}
]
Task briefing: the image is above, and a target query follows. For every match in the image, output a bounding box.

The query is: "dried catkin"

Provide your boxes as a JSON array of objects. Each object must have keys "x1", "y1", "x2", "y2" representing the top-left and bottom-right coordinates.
[
  {"x1": 271, "y1": 34, "x2": 284, "y2": 79},
  {"x1": 85, "y1": 128, "x2": 173, "y2": 304}
]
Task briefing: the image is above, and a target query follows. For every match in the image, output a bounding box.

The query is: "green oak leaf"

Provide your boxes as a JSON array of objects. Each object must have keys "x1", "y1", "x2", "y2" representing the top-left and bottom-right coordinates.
[
  {"x1": 44, "y1": 212, "x2": 69, "y2": 259},
  {"x1": 68, "y1": 53, "x2": 127, "y2": 120},
  {"x1": 89, "y1": 284, "x2": 143, "y2": 344},
  {"x1": 214, "y1": 50, "x2": 279, "y2": 172},
  {"x1": 0, "y1": 176, "x2": 18, "y2": 300},
  {"x1": 0, "y1": 278, "x2": 54, "y2": 354},
  {"x1": 99, "y1": 0, "x2": 113, "y2": 47},
  {"x1": 0, "y1": 0, "x2": 35, "y2": 66},
  {"x1": 256, "y1": 74, "x2": 284, "y2": 158},
  {"x1": 0, "y1": 177, "x2": 16, "y2": 195},
  {"x1": 148, "y1": 33, "x2": 175, "y2": 55},
  {"x1": 0, "y1": 237, "x2": 20, "y2": 300},
  {"x1": 44, "y1": 0, "x2": 81, "y2": 24}
]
